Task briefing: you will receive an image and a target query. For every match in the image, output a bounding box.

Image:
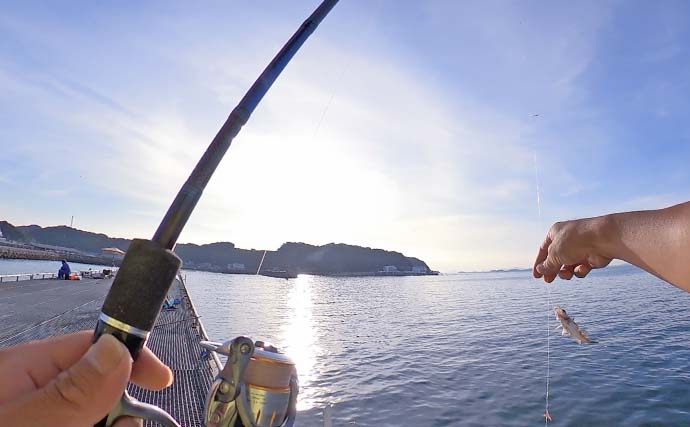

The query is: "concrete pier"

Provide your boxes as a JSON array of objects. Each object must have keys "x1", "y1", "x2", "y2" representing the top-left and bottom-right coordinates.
[{"x1": 0, "y1": 277, "x2": 218, "y2": 427}]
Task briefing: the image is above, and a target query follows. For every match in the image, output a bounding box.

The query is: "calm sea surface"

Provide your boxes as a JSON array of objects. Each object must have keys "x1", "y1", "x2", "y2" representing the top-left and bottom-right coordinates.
[
  {"x1": 184, "y1": 266, "x2": 690, "y2": 427},
  {"x1": 3, "y1": 260, "x2": 690, "y2": 426}
]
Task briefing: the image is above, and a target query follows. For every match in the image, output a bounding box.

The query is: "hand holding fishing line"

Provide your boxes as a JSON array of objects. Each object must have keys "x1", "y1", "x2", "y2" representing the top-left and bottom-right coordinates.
[
  {"x1": 533, "y1": 201, "x2": 690, "y2": 291},
  {"x1": 0, "y1": 331, "x2": 172, "y2": 427},
  {"x1": 533, "y1": 216, "x2": 613, "y2": 283}
]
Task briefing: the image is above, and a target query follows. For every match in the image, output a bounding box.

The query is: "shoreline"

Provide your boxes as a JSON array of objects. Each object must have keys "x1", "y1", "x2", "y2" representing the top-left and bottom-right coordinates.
[
  {"x1": 1, "y1": 253, "x2": 440, "y2": 278},
  {"x1": 180, "y1": 267, "x2": 440, "y2": 277}
]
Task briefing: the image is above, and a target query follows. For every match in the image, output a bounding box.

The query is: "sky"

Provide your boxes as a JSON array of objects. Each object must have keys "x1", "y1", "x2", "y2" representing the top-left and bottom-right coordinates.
[{"x1": 1, "y1": 1, "x2": 689, "y2": 272}]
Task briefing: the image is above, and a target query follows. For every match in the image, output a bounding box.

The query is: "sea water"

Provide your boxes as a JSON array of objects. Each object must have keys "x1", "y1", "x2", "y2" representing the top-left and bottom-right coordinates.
[
  {"x1": 185, "y1": 266, "x2": 690, "y2": 427},
  {"x1": 3, "y1": 259, "x2": 689, "y2": 426}
]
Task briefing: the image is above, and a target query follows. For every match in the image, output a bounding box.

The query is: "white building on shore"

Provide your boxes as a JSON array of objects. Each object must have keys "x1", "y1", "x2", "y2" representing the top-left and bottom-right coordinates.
[
  {"x1": 411, "y1": 265, "x2": 428, "y2": 273},
  {"x1": 227, "y1": 262, "x2": 246, "y2": 271}
]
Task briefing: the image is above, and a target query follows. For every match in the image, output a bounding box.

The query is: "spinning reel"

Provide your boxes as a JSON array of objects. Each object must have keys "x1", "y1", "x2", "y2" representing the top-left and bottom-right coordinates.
[
  {"x1": 202, "y1": 337, "x2": 298, "y2": 427},
  {"x1": 104, "y1": 336, "x2": 298, "y2": 427}
]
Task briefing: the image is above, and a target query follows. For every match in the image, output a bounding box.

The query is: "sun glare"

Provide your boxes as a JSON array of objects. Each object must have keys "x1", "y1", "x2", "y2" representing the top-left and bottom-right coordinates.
[{"x1": 281, "y1": 274, "x2": 322, "y2": 411}]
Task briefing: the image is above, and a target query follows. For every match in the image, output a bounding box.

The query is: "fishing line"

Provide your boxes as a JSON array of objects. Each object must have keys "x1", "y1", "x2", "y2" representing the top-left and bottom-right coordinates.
[
  {"x1": 307, "y1": 0, "x2": 385, "y2": 146},
  {"x1": 306, "y1": 47, "x2": 348, "y2": 148},
  {"x1": 533, "y1": 151, "x2": 551, "y2": 425},
  {"x1": 310, "y1": 82, "x2": 338, "y2": 142}
]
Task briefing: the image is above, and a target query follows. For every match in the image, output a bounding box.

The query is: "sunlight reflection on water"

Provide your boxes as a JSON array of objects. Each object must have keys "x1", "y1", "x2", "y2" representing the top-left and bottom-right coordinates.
[{"x1": 282, "y1": 275, "x2": 322, "y2": 411}]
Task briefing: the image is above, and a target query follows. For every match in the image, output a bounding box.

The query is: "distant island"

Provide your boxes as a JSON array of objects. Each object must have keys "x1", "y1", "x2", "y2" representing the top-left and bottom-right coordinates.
[{"x1": 0, "y1": 220, "x2": 437, "y2": 277}]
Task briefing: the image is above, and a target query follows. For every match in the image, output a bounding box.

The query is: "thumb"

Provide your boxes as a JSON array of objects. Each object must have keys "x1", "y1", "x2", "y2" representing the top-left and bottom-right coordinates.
[
  {"x1": 31, "y1": 334, "x2": 132, "y2": 427},
  {"x1": 536, "y1": 252, "x2": 563, "y2": 276}
]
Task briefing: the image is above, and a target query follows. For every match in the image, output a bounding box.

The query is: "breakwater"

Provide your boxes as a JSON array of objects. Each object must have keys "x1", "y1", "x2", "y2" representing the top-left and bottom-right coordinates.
[{"x1": 0, "y1": 242, "x2": 117, "y2": 266}]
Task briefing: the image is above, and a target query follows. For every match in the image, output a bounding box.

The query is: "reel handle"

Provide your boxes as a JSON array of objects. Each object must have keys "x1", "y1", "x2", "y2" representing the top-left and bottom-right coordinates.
[{"x1": 105, "y1": 392, "x2": 181, "y2": 427}]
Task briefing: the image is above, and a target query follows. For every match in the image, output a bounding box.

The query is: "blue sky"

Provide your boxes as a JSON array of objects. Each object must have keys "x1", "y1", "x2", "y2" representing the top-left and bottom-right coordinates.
[{"x1": 1, "y1": 1, "x2": 689, "y2": 272}]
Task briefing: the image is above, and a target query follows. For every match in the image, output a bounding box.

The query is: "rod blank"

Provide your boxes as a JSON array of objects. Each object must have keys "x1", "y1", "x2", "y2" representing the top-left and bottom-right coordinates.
[{"x1": 153, "y1": 0, "x2": 339, "y2": 249}]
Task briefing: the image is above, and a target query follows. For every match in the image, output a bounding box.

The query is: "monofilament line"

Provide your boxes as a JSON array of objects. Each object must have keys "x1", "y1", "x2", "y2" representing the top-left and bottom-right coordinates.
[{"x1": 534, "y1": 152, "x2": 550, "y2": 425}]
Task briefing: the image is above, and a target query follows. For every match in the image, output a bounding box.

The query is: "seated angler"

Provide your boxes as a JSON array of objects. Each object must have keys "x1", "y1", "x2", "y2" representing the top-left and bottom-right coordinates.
[{"x1": 58, "y1": 260, "x2": 71, "y2": 280}]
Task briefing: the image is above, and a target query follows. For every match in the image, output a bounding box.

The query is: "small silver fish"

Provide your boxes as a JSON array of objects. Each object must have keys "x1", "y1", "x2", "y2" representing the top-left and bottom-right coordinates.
[{"x1": 554, "y1": 306, "x2": 595, "y2": 344}]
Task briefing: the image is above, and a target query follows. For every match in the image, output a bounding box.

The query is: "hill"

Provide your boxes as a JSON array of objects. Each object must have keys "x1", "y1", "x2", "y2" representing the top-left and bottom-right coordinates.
[{"x1": 0, "y1": 221, "x2": 433, "y2": 275}]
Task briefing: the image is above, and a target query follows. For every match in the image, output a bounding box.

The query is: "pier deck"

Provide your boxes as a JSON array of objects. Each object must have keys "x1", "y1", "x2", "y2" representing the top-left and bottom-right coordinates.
[{"x1": 0, "y1": 277, "x2": 218, "y2": 427}]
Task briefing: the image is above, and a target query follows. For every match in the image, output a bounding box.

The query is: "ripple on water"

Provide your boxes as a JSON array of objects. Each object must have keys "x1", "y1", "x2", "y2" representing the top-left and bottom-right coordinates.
[{"x1": 177, "y1": 266, "x2": 690, "y2": 427}]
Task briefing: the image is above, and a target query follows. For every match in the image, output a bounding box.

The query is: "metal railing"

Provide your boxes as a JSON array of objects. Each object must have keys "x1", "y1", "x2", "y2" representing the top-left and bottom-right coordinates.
[
  {"x1": 0, "y1": 273, "x2": 58, "y2": 283},
  {"x1": 176, "y1": 272, "x2": 222, "y2": 372}
]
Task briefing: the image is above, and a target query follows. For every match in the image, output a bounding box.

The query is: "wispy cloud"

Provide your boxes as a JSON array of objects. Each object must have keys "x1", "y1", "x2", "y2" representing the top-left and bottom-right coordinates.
[
  {"x1": 0, "y1": 1, "x2": 607, "y2": 271},
  {"x1": 2, "y1": 1, "x2": 689, "y2": 271}
]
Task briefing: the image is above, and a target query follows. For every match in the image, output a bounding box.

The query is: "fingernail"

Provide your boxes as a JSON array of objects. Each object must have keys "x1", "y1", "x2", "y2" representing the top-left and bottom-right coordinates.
[
  {"x1": 536, "y1": 263, "x2": 545, "y2": 274},
  {"x1": 166, "y1": 369, "x2": 174, "y2": 387},
  {"x1": 86, "y1": 334, "x2": 130, "y2": 374}
]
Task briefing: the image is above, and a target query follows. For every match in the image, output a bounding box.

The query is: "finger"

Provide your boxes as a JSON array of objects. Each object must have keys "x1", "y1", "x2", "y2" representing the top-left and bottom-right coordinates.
[
  {"x1": 574, "y1": 264, "x2": 592, "y2": 278},
  {"x1": 130, "y1": 347, "x2": 173, "y2": 390},
  {"x1": 8, "y1": 331, "x2": 172, "y2": 391},
  {"x1": 114, "y1": 416, "x2": 143, "y2": 427},
  {"x1": 533, "y1": 236, "x2": 552, "y2": 278},
  {"x1": 544, "y1": 273, "x2": 557, "y2": 283},
  {"x1": 587, "y1": 255, "x2": 612, "y2": 269},
  {"x1": 0, "y1": 331, "x2": 95, "y2": 395},
  {"x1": 536, "y1": 251, "x2": 563, "y2": 276},
  {"x1": 1, "y1": 334, "x2": 132, "y2": 427},
  {"x1": 35, "y1": 331, "x2": 93, "y2": 370},
  {"x1": 559, "y1": 265, "x2": 575, "y2": 280}
]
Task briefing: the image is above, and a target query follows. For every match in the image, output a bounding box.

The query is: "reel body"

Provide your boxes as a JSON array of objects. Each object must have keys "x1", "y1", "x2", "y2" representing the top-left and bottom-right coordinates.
[{"x1": 202, "y1": 337, "x2": 298, "y2": 427}]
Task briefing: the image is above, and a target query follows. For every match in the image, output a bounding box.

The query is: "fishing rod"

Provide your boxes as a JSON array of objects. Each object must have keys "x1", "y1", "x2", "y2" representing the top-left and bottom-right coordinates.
[{"x1": 92, "y1": 1, "x2": 339, "y2": 426}]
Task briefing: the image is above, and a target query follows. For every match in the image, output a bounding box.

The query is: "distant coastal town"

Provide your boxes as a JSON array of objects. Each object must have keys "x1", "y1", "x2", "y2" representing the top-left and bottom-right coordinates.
[{"x1": 0, "y1": 221, "x2": 438, "y2": 277}]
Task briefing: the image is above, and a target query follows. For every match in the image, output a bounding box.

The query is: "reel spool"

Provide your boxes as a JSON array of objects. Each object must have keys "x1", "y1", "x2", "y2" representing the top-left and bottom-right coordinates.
[{"x1": 202, "y1": 337, "x2": 298, "y2": 427}]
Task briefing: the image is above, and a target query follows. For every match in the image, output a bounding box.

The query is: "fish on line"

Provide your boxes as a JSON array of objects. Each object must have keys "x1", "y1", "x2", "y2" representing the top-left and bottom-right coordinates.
[{"x1": 554, "y1": 306, "x2": 596, "y2": 344}]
